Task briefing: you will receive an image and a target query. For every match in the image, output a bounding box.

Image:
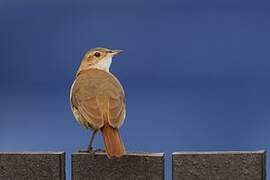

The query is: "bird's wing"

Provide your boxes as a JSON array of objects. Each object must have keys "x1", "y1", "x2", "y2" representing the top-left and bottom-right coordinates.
[
  {"x1": 71, "y1": 69, "x2": 126, "y2": 129},
  {"x1": 105, "y1": 72, "x2": 126, "y2": 128}
]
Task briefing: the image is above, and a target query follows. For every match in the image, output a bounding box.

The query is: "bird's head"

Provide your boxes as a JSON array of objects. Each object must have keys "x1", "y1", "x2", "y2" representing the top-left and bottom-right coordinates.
[{"x1": 77, "y1": 47, "x2": 123, "y2": 74}]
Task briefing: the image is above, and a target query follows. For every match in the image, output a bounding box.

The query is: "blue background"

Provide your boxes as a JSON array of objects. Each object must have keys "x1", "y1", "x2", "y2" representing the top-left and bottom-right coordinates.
[{"x1": 0, "y1": 0, "x2": 269, "y2": 179}]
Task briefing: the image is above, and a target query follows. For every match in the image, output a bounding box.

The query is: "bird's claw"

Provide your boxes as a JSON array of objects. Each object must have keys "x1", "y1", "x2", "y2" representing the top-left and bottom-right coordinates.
[
  {"x1": 78, "y1": 148, "x2": 94, "y2": 153},
  {"x1": 94, "y1": 148, "x2": 105, "y2": 153},
  {"x1": 78, "y1": 148, "x2": 105, "y2": 154}
]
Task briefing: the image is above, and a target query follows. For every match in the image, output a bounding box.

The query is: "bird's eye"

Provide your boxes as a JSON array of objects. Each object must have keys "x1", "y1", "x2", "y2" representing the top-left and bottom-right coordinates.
[{"x1": 94, "y1": 52, "x2": 101, "y2": 57}]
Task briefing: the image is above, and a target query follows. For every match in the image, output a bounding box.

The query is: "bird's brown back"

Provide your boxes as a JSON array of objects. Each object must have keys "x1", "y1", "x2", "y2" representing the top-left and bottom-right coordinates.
[{"x1": 71, "y1": 69, "x2": 126, "y2": 130}]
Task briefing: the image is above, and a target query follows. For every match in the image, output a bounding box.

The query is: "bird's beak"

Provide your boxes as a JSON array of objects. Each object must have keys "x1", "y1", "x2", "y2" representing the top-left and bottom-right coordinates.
[{"x1": 109, "y1": 50, "x2": 123, "y2": 56}]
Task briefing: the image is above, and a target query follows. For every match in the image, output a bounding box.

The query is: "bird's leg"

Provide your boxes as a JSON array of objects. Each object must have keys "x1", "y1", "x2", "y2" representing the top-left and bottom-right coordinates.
[
  {"x1": 90, "y1": 130, "x2": 105, "y2": 153},
  {"x1": 79, "y1": 130, "x2": 97, "y2": 153},
  {"x1": 87, "y1": 130, "x2": 97, "y2": 151}
]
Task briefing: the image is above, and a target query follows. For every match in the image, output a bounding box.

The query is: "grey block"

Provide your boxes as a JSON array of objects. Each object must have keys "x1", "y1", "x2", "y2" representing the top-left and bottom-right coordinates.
[
  {"x1": 173, "y1": 150, "x2": 266, "y2": 180},
  {"x1": 72, "y1": 152, "x2": 164, "y2": 180},
  {"x1": 0, "y1": 152, "x2": 65, "y2": 180}
]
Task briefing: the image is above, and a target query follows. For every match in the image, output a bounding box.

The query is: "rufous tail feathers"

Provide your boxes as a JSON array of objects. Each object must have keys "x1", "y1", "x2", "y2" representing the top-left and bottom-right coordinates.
[{"x1": 101, "y1": 124, "x2": 126, "y2": 158}]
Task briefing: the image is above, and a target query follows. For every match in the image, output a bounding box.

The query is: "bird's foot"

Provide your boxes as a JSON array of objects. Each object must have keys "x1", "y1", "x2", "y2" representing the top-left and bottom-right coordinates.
[
  {"x1": 94, "y1": 148, "x2": 106, "y2": 153},
  {"x1": 78, "y1": 148, "x2": 105, "y2": 154},
  {"x1": 78, "y1": 147, "x2": 94, "y2": 154}
]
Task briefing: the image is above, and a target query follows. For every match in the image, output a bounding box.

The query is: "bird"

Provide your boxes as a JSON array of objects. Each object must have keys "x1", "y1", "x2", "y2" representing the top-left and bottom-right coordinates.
[{"x1": 70, "y1": 47, "x2": 126, "y2": 158}]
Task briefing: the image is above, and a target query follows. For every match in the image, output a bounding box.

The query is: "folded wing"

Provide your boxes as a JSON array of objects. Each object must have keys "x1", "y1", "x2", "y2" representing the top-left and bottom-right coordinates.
[{"x1": 70, "y1": 69, "x2": 126, "y2": 129}]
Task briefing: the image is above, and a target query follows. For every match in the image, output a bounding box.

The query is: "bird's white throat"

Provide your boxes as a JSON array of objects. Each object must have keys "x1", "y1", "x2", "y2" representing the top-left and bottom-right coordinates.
[{"x1": 92, "y1": 56, "x2": 112, "y2": 72}]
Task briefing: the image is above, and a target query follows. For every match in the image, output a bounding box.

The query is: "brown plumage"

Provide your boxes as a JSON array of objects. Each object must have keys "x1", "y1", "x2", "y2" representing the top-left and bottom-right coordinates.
[{"x1": 70, "y1": 48, "x2": 126, "y2": 158}]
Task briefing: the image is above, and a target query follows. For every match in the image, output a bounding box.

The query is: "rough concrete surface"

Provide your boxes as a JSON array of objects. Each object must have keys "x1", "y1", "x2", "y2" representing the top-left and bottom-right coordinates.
[
  {"x1": 72, "y1": 152, "x2": 164, "y2": 180},
  {"x1": 0, "y1": 152, "x2": 65, "y2": 180},
  {"x1": 173, "y1": 150, "x2": 266, "y2": 180}
]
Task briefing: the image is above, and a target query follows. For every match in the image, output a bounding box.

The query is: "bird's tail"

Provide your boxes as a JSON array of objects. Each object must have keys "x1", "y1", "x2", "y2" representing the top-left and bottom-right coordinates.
[{"x1": 101, "y1": 124, "x2": 126, "y2": 158}]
